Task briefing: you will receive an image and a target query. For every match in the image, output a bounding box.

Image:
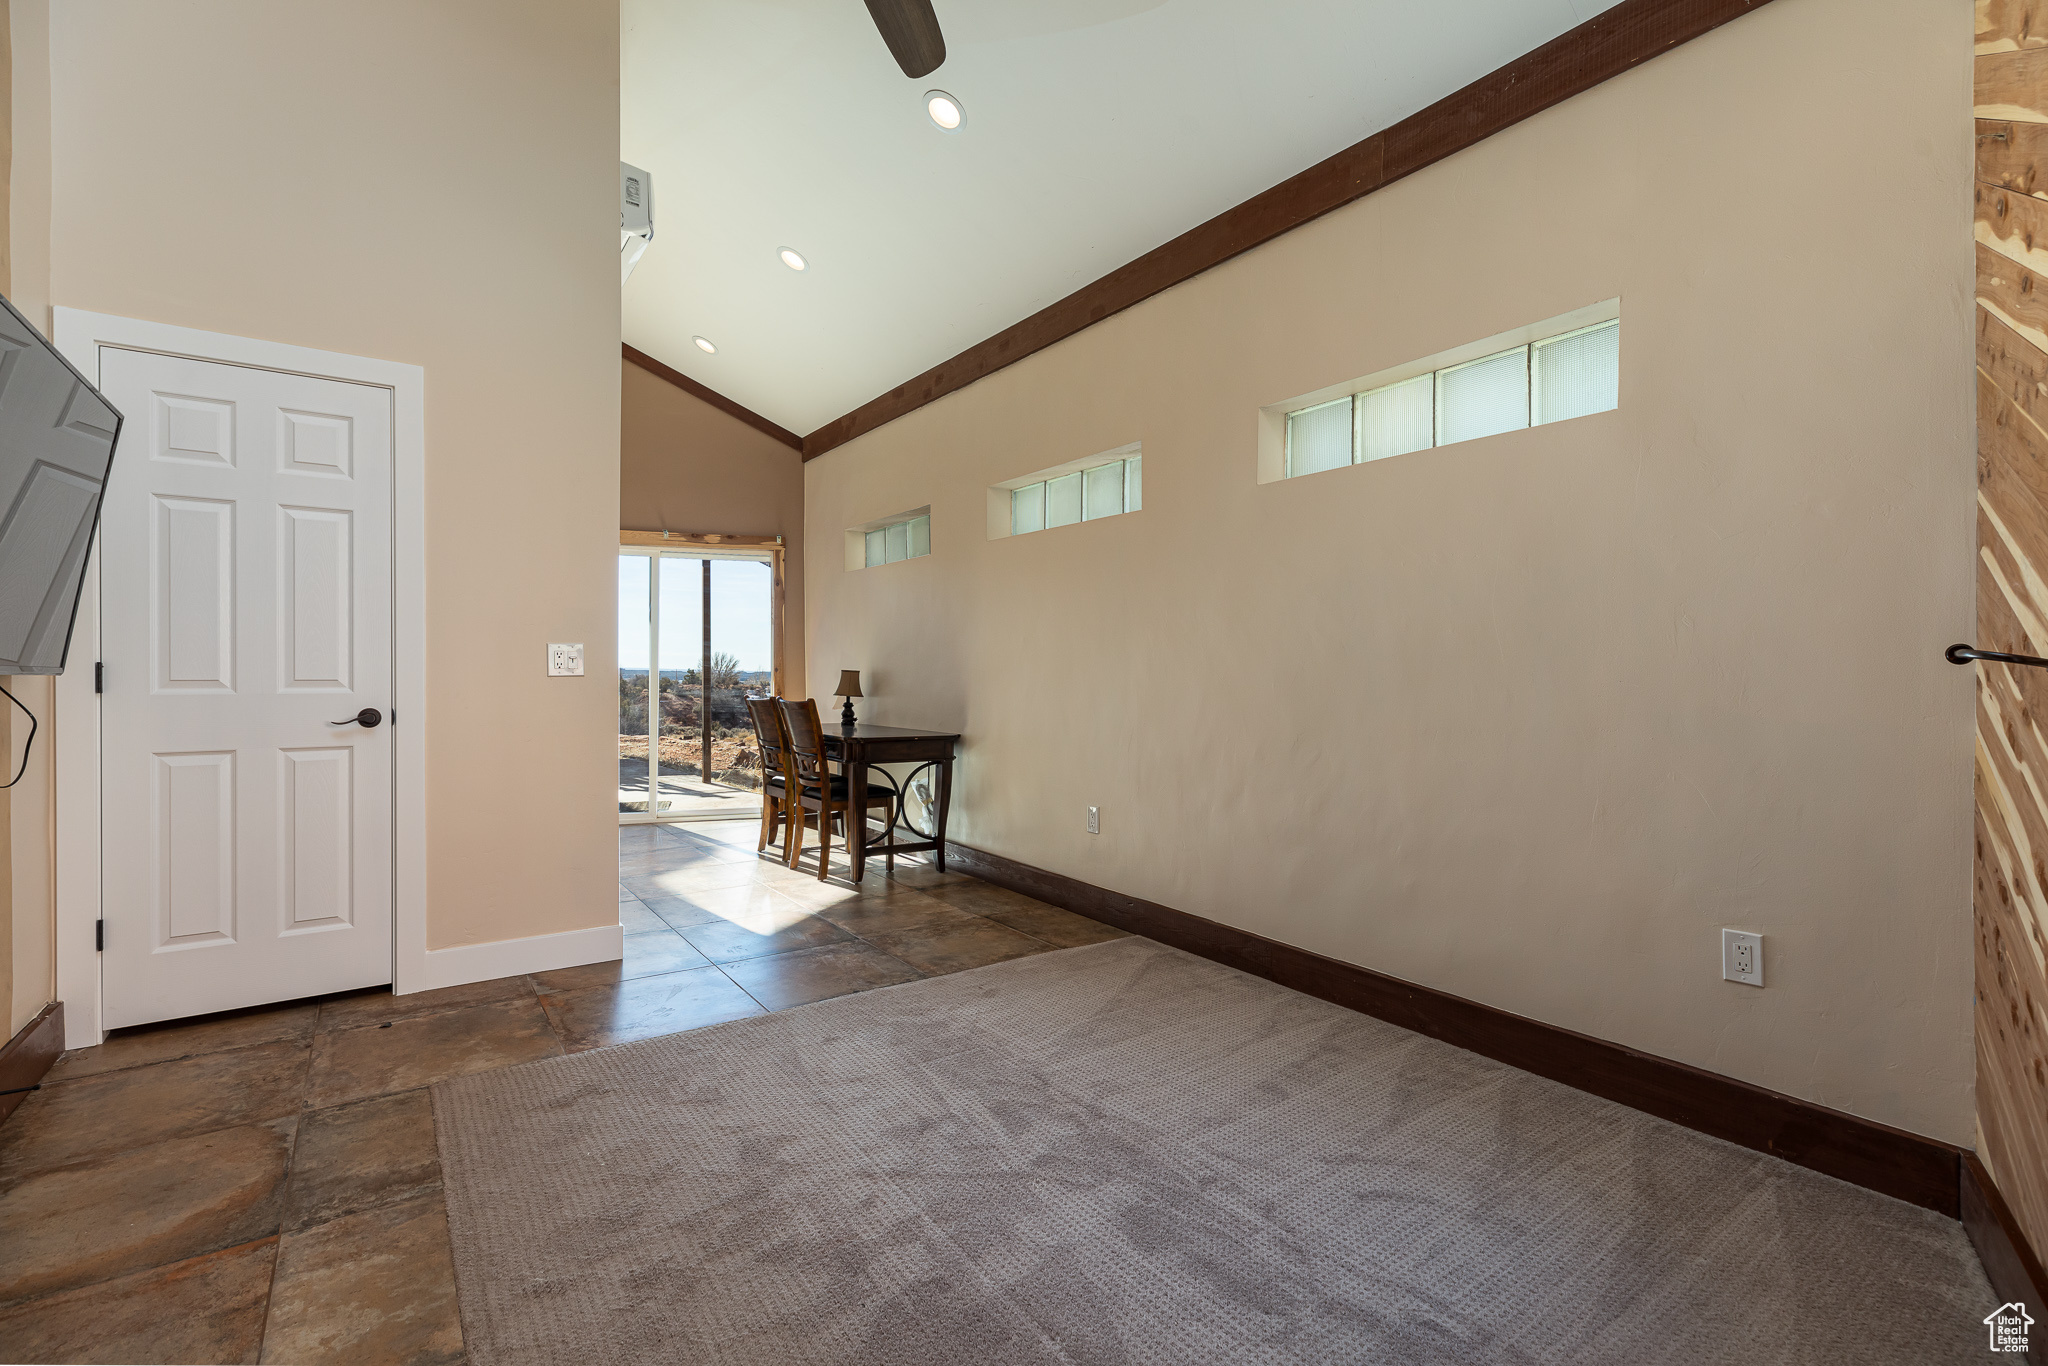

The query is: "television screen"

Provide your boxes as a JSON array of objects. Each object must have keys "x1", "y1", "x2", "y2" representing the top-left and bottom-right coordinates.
[{"x1": 0, "y1": 295, "x2": 121, "y2": 675}]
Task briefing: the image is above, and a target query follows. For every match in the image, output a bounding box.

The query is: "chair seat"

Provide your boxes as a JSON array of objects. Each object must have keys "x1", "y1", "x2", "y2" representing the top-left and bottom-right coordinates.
[
  {"x1": 798, "y1": 775, "x2": 894, "y2": 804},
  {"x1": 765, "y1": 772, "x2": 891, "y2": 803}
]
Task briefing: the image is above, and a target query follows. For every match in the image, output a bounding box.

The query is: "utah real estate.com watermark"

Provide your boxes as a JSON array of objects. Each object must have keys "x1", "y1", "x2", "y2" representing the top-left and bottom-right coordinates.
[{"x1": 1985, "y1": 1302, "x2": 2033, "y2": 1353}]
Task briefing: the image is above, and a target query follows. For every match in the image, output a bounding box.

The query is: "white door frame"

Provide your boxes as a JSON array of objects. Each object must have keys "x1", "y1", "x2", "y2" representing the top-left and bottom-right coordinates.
[{"x1": 51, "y1": 309, "x2": 427, "y2": 1049}]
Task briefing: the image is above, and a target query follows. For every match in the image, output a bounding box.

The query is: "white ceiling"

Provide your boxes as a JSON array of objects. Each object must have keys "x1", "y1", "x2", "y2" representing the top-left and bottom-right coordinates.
[{"x1": 621, "y1": 0, "x2": 1622, "y2": 437}]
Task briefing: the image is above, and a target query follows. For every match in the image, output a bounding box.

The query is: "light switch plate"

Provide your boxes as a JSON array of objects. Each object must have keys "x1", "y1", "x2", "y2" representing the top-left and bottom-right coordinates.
[
  {"x1": 1722, "y1": 928, "x2": 1763, "y2": 987},
  {"x1": 548, "y1": 643, "x2": 584, "y2": 677}
]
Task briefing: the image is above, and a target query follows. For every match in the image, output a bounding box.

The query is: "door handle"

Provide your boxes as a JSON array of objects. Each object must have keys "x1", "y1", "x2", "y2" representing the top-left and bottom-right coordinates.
[
  {"x1": 1946, "y1": 643, "x2": 2048, "y2": 670},
  {"x1": 329, "y1": 708, "x2": 383, "y2": 729}
]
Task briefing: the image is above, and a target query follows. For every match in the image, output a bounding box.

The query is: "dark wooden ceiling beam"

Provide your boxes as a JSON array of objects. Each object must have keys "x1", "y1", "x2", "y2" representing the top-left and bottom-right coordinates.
[
  {"x1": 623, "y1": 343, "x2": 802, "y2": 452},
  {"x1": 801, "y1": 0, "x2": 1776, "y2": 461}
]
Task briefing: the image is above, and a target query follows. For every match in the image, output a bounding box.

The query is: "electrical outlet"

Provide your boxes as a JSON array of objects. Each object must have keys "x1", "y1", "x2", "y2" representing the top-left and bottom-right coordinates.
[
  {"x1": 548, "y1": 643, "x2": 584, "y2": 677},
  {"x1": 1722, "y1": 929, "x2": 1764, "y2": 987},
  {"x1": 1086, "y1": 806, "x2": 1099, "y2": 835}
]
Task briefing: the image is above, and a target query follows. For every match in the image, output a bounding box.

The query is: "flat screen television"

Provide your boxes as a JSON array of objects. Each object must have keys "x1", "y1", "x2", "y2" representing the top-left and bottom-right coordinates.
[{"x1": 0, "y1": 295, "x2": 121, "y2": 675}]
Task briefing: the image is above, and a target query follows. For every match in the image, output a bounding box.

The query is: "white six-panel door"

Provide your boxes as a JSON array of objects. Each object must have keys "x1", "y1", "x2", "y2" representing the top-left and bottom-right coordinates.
[{"x1": 96, "y1": 349, "x2": 393, "y2": 1027}]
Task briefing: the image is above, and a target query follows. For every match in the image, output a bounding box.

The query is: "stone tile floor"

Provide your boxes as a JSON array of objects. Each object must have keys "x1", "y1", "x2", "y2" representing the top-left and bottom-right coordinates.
[{"x1": 0, "y1": 820, "x2": 1123, "y2": 1364}]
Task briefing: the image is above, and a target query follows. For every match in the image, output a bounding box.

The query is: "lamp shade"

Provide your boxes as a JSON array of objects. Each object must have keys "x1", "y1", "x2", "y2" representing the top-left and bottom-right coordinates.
[{"x1": 834, "y1": 670, "x2": 863, "y2": 698}]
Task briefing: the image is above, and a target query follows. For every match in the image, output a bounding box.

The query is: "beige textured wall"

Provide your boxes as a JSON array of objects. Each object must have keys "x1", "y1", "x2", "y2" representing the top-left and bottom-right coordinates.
[
  {"x1": 621, "y1": 361, "x2": 806, "y2": 691},
  {"x1": 44, "y1": 1, "x2": 621, "y2": 952},
  {"x1": 806, "y1": 0, "x2": 1977, "y2": 1141}
]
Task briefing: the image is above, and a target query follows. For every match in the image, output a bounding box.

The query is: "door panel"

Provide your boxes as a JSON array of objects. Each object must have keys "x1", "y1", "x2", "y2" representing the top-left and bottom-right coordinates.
[
  {"x1": 279, "y1": 746, "x2": 354, "y2": 930},
  {"x1": 279, "y1": 506, "x2": 353, "y2": 690},
  {"x1": 709, "y1": 558, "x2": 773, "y2": 796},
  {"x1": 152, "y1": 494, "x2": 235, "y2": 691},
  {"x1": 655, "y1": 554, "x2": 705, "y2": 817},
  {"x1": 151, "y1": 392, "x2": 233, "y2": 466},
  {"x1": 618, "y1": 553, "x2": 652, "y2": 815},
  {"x1": 155, "y1": 750, "x2": 235, "y2": 945},
  {"x1": 99, "y1": 349, "x2": 393, "y2": 1027}
]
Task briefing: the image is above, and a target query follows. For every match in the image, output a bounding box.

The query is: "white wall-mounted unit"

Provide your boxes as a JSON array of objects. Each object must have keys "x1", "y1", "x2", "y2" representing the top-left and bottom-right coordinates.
[{"x1": 621, "y1": 161, "x2": 654, "y2": 282}]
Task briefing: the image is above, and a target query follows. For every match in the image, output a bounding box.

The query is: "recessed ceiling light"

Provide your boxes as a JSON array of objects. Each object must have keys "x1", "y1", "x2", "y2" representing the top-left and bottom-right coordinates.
[
  {"x1": 925, "y1": 90, "x2": 964, "y2": 132},
  {"x1": 692, "y1": 336, "x2": 717, "y2": 354},
  {"x1": 779, "y1": 247, "x2": 807, "y2": 272}
]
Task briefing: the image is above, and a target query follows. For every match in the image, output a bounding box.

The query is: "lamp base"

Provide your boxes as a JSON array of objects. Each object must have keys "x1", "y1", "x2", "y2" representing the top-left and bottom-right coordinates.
[{"x1": 840, "y1": 698, "x2": 857, "y2": 728}]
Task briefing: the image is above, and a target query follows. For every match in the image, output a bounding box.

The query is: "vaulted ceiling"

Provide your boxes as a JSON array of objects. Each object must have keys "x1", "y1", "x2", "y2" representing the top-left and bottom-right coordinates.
[{"x1": 621, "y1": 0, "x2": 1622, "y2": 437}]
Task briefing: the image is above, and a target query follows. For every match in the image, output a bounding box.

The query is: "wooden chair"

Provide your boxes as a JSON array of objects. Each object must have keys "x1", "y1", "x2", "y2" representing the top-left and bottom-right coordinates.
[
  {"x1": 775, "y1": 697, "x2": 897, "y2": 880},
  {"x1": 744, "y1": 696, "x2": 794, "y2": 857}
]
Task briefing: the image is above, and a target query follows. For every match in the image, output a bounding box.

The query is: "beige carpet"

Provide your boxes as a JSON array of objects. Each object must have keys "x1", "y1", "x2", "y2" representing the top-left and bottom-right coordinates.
[{"x1": 433, "y1": 936, "x2": 1990, "y2": 1365}]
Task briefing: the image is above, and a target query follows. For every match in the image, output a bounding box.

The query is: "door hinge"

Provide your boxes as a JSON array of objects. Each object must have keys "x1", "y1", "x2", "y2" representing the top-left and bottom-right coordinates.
[
  {"x1": 94, "y1": 662, "x2": 103, "y2": 694},
  {"x1": 94, "y1": 919, "x2": 104, "y2": 952}
]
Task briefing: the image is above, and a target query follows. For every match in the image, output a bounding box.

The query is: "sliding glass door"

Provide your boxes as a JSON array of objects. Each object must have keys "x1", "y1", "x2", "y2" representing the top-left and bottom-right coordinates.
[{"x1": 618, "y1": 546, "x2": 776, "y2": 822}]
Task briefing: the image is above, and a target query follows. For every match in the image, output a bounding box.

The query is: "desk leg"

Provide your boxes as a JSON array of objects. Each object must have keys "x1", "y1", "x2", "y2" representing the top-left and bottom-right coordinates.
[
  {"x1": 933, "y1": 757, "x2": 954, "y2": 872},
  {"x1": 847, "y1": 749, "x2": 869, "y2": 883}
]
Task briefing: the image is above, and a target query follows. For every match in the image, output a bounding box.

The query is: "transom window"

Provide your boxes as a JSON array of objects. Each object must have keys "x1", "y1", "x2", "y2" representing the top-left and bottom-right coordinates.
[
  {"x1": 845, "y1": 507, "x2": 931, "y2": 570},
  {"x1": 994, "y1": 445, "x2": 1142, "y2": 539},
  {"x1": 1271, "y1": 306, "x2": 1620, "y2": 482}
]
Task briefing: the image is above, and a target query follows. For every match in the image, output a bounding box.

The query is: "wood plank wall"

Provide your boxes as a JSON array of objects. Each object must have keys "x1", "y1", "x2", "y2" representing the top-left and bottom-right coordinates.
[{"x1": 1974, "y1": 0, "x2": 2048, "y2": 1268}]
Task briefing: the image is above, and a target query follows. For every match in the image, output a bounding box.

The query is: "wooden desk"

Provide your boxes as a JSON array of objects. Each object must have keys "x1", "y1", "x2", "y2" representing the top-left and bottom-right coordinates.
[{"x1": 821, "y1": 723, "x2": 959, "y2": 883}]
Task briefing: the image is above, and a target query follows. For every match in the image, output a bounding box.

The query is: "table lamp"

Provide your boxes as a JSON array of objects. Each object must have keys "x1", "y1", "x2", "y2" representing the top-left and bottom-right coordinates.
[{"x1": 834, "y1": 670, "x2": 863, "y2": 728}]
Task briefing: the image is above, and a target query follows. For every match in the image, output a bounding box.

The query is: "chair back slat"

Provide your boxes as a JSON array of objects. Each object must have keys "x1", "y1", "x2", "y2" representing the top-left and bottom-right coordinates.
[
  {"x1": 745, "y1": 696, "x2": 789, "y2": 775},
  {"x1": 775, "y1": 698, "x2": 833, "y2": 787}
]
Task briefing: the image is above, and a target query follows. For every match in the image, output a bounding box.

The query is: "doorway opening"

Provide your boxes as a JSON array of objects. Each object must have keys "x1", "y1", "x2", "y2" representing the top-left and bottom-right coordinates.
[{"x1": 618, "y1": 535, "x2": 781, "y2": 823}]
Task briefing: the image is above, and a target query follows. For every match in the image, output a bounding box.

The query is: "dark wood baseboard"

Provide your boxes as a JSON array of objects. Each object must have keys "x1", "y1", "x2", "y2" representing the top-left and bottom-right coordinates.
[
  {"x1": 947, "y1": 844, "x2": 1964, "y2": 1215},
  {"x1": 1965, "y1": 1152, "x2": 2048, "y2": 1356},
  {"x1": 0, "y1": 1001, "x2": 64, "y2": 1126}
]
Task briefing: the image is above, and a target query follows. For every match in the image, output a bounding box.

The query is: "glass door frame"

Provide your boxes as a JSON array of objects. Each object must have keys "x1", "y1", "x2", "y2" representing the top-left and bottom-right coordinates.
[{"x1": 619, "y1": 530, "x2": 785, "y2": 825}]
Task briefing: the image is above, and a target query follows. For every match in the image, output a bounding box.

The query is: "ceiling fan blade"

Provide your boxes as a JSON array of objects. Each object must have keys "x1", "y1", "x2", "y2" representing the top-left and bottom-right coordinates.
[{"x1": 864, "y1": 0, "x2": 946, "y2": 79}]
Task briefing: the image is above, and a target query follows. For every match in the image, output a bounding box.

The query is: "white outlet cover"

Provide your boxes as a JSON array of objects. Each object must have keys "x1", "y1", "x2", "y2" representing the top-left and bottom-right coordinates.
[
  {"x1": 1087, "y1": 806, "x2": 1099, "y2": 835},
  {"x1": 1721, "y1": 928, "x2": 1764, "y2": 987},
  {"x1": 548, "y1": 643, "x2": 585, "y2": 677}
]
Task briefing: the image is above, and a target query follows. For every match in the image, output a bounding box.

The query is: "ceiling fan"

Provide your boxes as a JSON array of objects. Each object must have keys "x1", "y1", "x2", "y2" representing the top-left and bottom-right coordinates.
[{"x1": 864, "y1": 0, "x2": 946, "y2": 79}]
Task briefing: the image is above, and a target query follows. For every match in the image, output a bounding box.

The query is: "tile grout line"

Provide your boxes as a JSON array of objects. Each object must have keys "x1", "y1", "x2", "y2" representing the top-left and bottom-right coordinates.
[
  {"x1": 0, "y1": 1235, "x2": 289, "y2": 1331},
  {"x1": 710, "y1": 961, "x2": 774, "y2": 1014},
  {"x1": 0, "y1": 1045, "x2": 320, "y2": 1187},
  {"x1": 33, "y1": 1035, "x2": 301, "y2": 1087},
  {"x1": 253, "y1": 1053, "x2": 312, "y2": 1366}
]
